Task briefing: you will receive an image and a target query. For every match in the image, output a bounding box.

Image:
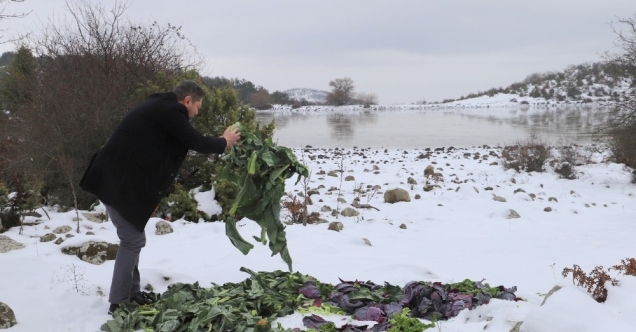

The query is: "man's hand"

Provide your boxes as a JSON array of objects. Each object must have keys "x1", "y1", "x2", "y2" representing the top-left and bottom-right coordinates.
[{"x1": 222, "y1": 126, "x2": 241, "y2": 147}]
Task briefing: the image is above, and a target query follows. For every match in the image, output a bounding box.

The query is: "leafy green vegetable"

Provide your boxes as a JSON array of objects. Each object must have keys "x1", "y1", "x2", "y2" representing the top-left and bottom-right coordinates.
[
  {"x1": 388, "y1": 308, "x2": 435, "y2": 332},
  {"x1": 220, "y1": 122, "x2": 309, "y2": 271},
  {"x1": 449, "y1": 279, "x2": 499, "y2": 297},
  {"x1": 101, "y1": 270, "x2": 518, "y2": 332},
  {"x1": 101, "y1": 268, "x2": 323, "y2": 332}
]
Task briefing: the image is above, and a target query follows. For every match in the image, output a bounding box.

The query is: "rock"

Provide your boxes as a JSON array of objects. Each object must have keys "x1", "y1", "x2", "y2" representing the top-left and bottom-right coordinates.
[
  {"x1": 414, "y1": 194, "x2": 421, "y2": 199},
  {"x1": 320, "y1": 206, "x2": 332, "y2": 212},
  {"x1": 344, "y1": 175, "x2": 355, "y2": 181},
  {"x1": 337, "y1": 197, "x2": 347, "y2": 204},
  {"x1": 423, "y1": 185, "x2": 440, "y2": 192},
  {"x1": 529, "y1": 193, "x2": 536, "y2": 199},
  {"x1": 509, "y1": 321, "x2": 523, "y2": 332},
  {"x1": 489, "y1": 162, "x2": 499, "y2": 166},
  {"x1": 307, "y1": 189, "x2": 320, "y2": 196},
  {"x1": 383, "y1": 188, "x2": 411, "y2": 203},
  {"x1": 54, "y1": 237, "x2": 64, "y2": 245},
  {"x1": 548, "y1": 197, "x2": 558, "y2": 202},
  {"x1": 0, "y1": 302, "x2": 17, "y2": 329},
  {"x1": 40, "y1": 233, "x2": 57, "y2": 242},
  {"x1": 372, "y1": 165, "x2": 380, "y2": 171},
  {"x1": 484, "y1": 186, "x2": 493, "y2": 191},
  {"x1": 514, "y1": 188, "x2": 526, "y2": 194},
  {"x1": 507, "y1": 209, "x2": 521, "y2": 219},
  {"x1": 510, "y1": 178, "x2": 516, "y2": 184},
  {"x1": 493, "y1": 195, "x2": 507, "y2": 202},
  {"x1": 328, "y1": 222, "x2": 344, "y2": 232},
  {"x1": 362, "y1": 238, "x2": 372, "y2": 246},
  {"x1": 155, "y1": 220, "x2": 173, "y2": 235},
  {"x1": 0, "y1": 235, "x2": 25, "y2": 253},
  {"x1": 82, "y1": 212, "x2": 108, "y2": 223},
  {"x1": 327, "y1": 170, "x2": 339, "y2": 177},
  {"x1": 61, "y1": 241, "x2": 119, "y2": 265},
  {"x1": 407, "y1": 177, "x2": 417, "y2": 185},
  {"x1": 341, "y1": 207, "x2": 360, "y2": 217},
  {"x1": 53, "y1": 225, "x2": 72, "y2": 234},
  {"x1": 65, "y1": 234, "x2": 75, "y2": 238},
  {"x1": 424, "y1": 165, "x2": 435, "y2": 177},
  {"x1": 86, "y1": 231, "x2": 95, "y2": 235},
  {"x1": 544, "y1": 207, "x2": 552, "y2": 212},
  {"x1": 399, "y1": 224, "x2": 407, "y2": 229}
]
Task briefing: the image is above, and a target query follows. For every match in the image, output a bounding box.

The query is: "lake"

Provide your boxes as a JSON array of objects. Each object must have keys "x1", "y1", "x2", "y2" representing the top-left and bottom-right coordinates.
[{"x1": 255, "y1": 106, "x2": 609, "y2": 149}]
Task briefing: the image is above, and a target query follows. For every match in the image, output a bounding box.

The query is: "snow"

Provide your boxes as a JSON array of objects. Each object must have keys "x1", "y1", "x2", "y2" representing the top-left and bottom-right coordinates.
[
  {"x1": 2, "y1": 145, "x2": 636, "y2": 331},
  {"x1": 284, "y1": 88, "x2": 329, "y2": 104},
  {"x1": 261, "y1": 91, "x2": 618, "y2": 115}
]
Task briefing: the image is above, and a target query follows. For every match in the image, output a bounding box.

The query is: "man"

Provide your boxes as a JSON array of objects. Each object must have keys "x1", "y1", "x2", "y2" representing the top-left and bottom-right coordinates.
[{"x1": 79, "y1": 80, "x2": 240, "y2": 315}]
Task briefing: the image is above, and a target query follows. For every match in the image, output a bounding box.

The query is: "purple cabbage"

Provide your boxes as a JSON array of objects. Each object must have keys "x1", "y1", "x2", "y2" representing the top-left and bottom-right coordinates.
[
  {"x1": 298, "y1": 281, "x2": 322, "y2": 299},
  {"x1": 302, "y1": 314, "x2": 331, "y2": 329},
  {"x1": 353, "y1": 306, "x2": 384, "y2": 322}
]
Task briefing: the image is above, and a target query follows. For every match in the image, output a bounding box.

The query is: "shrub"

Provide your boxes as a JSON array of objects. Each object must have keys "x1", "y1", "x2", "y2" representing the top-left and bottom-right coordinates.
[
  {"x1": 562, "y1": 258, "x2": 635, "y2": 303},
  {"x1": 610, "y1": 258, "x2": 636, "y2": 276},
  {"x1": 210, "y1": 178, "x2": 240, "y2": 222},
  {"x1": 0, "y1": 2, "x2": 200, "y2": 211},
  {"x1": 0, "y1": 179, "x2": 42, "y2": 232},
  {"x1": 562, "y1": 264, "x2": 617, "y2": 302},
  {"x1": 501, "y1": 133, "x2": 551, "y2": 173},
  {"x1": 552, "y1": 144, "x2": 587, "y2": 179},
  {"x1": 281, "y1": 194, "x2": 319, "y2": 225},
  {"x1": 157, "y1": 184, "x2": 202, "y2": 222},
  {"x1": 554, "y1": 162, "x2": 577, "y2": 180}
]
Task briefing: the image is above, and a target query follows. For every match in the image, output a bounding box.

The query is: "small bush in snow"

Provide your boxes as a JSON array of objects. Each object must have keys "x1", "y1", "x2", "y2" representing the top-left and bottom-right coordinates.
[
  {"x1": 157, "y1": 184, "x2": 202, "y2": 222},
  {"x1": 501, "y1": 133, "x2": 551, "y2": 173}
]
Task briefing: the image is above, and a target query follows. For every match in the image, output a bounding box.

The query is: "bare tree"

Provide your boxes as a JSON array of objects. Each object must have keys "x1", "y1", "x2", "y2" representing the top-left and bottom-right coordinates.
[
  {"x1": 0, "y1": 0, "x2": 200, "y2": 209},
  {"x1": 600, "y1": 14, "x2": 636, "y2": 172},
  {"x1": 356, "y1": 92, "x2": 378, "y2": 106},
  {"x1": 327, "y1": 77, "x2": 355, "y2": 106},
  {"x1": 0, "y1": 0, "x2": 31, "y2": 43}
]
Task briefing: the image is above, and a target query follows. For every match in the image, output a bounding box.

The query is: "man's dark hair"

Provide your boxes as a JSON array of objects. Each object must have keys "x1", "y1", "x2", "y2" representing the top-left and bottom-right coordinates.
[{"x1": 173, "y1": 80, "x2": 205, "y2": 102}]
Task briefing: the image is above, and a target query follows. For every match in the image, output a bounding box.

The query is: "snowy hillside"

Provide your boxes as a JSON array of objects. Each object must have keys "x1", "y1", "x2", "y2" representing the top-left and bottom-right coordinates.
[
  {"x1": 284, "y1": 88, "x2": 329, "y2": 104},
  {"x1": 439, "y1": 62, "x2": 633, "y2": 106}
]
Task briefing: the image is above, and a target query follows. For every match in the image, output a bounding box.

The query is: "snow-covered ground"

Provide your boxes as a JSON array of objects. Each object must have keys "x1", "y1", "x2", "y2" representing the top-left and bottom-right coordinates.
[
  {"x1": 1, "y1": 145, "x2": 636, "y2": 331},
  {"x1": 261, "y1": 92, "x2": 617, "y2": 115}
]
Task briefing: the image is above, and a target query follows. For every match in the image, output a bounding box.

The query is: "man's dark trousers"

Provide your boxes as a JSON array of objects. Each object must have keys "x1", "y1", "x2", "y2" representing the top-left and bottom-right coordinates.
[{"x1": 105, "y1": 204, "x2": 146, "y2": 305}]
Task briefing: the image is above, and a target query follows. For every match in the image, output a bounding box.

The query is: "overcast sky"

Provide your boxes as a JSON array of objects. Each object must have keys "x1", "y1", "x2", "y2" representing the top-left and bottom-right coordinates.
[{"x1": 0, "y1": 0, "x2": 634, "y2": 104}]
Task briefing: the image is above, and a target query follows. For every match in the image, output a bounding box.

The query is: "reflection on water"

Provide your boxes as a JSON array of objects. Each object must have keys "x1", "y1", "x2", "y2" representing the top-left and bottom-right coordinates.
[{"x1": 256, "y1": 107, "x2": 609, "y2": 149}]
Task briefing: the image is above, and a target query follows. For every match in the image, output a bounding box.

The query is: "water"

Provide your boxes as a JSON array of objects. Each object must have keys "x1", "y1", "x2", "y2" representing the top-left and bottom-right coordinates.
[{"x1": 256, "y1": 107, "x2": 609, "y2": 149}]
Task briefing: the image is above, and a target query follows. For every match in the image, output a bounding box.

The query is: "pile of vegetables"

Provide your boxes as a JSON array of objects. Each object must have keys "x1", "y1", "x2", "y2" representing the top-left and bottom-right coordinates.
[
  {"x1": 220, "y1": 122, "x2": 308, "y2": 272},
  {"x1": 101, "y1": 268, "x2": 519, "y2": 332}
]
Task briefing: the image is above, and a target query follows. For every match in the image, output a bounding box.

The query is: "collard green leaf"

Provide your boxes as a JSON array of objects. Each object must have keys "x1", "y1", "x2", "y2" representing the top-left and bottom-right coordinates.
[
  {"x1": 219, "y1": 128, "x2": 308, "y2": 271},
  {"x1": 224, "y1": 217, "x2": 254, "y2": 255}
]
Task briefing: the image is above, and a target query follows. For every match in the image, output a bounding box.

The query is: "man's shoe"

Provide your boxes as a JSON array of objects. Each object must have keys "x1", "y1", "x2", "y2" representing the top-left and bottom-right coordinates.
[
  {"x1": 107, "y1": 303, "x2": 119, "y2": 315},
  {"x1": 130, "y1": 292, "x2": 153, "y2": 306}
]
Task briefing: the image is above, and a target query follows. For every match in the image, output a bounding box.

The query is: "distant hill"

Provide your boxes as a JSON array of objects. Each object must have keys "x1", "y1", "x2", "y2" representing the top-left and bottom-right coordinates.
[
  {"x1": 437, "y1": 62, "x2": 632, "y2": 105},
  {"x1": 284, "y1": 88, "x2": 329, "y2": 104}
]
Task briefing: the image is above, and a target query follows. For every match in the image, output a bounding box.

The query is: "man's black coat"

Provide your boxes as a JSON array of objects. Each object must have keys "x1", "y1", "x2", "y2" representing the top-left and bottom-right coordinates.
[{"x1": 80, "y1": 92, "x2": 227, "y2": 232}]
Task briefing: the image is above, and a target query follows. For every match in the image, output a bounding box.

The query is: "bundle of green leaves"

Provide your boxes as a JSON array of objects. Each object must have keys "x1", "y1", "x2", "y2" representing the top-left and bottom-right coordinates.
[
  {"x1": 101, "y1": 269, "x2": 519, "y2": 332},
  {"x1": 101, "y1": 268, "x2": 327, "y2": 332},
  {"x1": 220, "y1": 122, "x2": 309, "y2": 272}
]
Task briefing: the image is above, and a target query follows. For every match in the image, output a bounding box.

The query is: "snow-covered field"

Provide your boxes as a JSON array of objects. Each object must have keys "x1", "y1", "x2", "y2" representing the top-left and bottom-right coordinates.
[{"x1": 1, "y1": 145, "x2": 636, "y2": 331}]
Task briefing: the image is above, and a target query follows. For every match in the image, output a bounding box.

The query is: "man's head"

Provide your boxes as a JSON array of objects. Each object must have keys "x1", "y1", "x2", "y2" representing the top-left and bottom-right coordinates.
[{"x1": 173, "y1": 80, "x2": 205, "y2": 118}]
